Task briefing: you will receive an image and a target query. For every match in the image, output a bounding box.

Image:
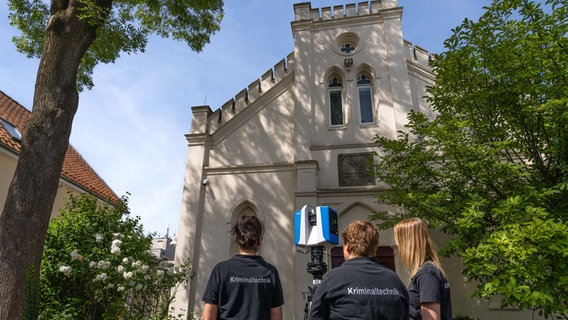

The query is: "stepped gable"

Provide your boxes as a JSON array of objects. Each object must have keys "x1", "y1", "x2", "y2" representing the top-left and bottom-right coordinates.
[
  {"x1": 0, "y1": 90, "x2": 120, "y2": 205},
  {"x1": 204, "y1": 52, "x2": 295, "y2": 134}
]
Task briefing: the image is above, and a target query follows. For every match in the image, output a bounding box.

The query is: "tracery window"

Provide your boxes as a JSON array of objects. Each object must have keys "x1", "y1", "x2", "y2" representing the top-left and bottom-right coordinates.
[
  {"x1": 328, "y1": 76, "x2": 344, "y2": 126},
  {"x1": 340, "y1": 43, "x2": 356, "y2": 53}
]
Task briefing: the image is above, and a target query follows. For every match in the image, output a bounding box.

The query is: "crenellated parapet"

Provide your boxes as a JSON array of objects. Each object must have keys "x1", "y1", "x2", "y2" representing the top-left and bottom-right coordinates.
[
  {"x1": 404, "y1": 40, "x2": 434, "y2": 70},
  {"x1": 293, "y1": 0, "x2": 399, "y2": 21},
  {"x1": 194, "y1": 52, "x2": 295, "y2": 135}
]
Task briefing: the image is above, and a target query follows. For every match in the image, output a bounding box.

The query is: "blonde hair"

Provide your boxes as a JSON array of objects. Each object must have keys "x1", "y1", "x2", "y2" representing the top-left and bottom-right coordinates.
[
  {"x1": 342, "y1": 220, "x2": 379, "y2": 257},
  {"x1": 394, "y1": 218, "x2": 447, "y2": 279}
]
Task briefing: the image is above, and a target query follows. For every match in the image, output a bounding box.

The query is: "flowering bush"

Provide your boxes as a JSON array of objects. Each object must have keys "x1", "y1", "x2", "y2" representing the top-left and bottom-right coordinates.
[{"x1": 39, "y1": 194, "x2": 192, "y2": 319}]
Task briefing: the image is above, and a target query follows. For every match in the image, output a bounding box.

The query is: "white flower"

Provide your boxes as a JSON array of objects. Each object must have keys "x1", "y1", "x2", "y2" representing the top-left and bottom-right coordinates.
[
  {"x1": 59, "y1": 266, "x2": 72, "y2": 276},
  {"x1": 95, "y1": 233, "x2": 103, "y2": 243},
  {"x1": 95, "y1": 273, "x2": 108, "y2": 281},
  {"x1": 156, "y1": 270, "x2": 165, "y2": 277},
  {"x1": 112, "y1": 233, "x2": 123, "y2": 239},
  {"x1": 123, "y1": 271, "x2": 133, "y2": 279},
  {"x1": 117, "y1": 265, "x2": 125, "y2": 273},
  {"x1": 107, "y1": 283, "x2": 114, "y2": 289},
  {"x1": 122, "y1": 257, "x2": 129, "y2": 264},
  {"x1": 110, "y1": 246, "x2": 121, "y2": 255},
  {"x1": 117, "y1": 285, "x2": 125, "y2": 292},
  {"x1": 132, "y1": 260, "x2": 142, "y2": 268},
  {"x1": 70, "y1": 249, "x2": 83, "y2": 261},
  {"x1": 140, "y1": 264, "x2": 149, "y2": 273},
  {"x1": 135, "y1": 283, "x2": 143, "y2": 291},
  {"x1": 89, "y1": 261, "x2": 97, "y2": 269},
  {"x1": 97, "y1": 261, "x2": 110, "y2": 269},
  {"x1": 110, "y1": 239, "x2": 122, "y2": 255}
]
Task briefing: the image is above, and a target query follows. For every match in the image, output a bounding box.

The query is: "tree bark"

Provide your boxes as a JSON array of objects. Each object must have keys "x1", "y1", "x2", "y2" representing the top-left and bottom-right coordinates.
[{"x1": 0, "y1": 1, "x2": 110, "y2": 318}]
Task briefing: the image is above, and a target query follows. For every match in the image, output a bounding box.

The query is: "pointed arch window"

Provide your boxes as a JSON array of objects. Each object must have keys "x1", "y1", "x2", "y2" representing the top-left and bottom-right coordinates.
[
  {"x1": 328, "y1": 76, "x2": 344, "y2": 126},
  {"x1": 357, "y1": 74, "x2": 374, "y2": 124},
  {"x1": 230, "y1": 202, "x2": 259, "y2": 255}
]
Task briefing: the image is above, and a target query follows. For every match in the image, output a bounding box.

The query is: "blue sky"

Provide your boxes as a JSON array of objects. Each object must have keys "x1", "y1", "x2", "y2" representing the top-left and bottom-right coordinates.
[{"x1": 0, "y1": 0, "x2": 491, "y2": 236}]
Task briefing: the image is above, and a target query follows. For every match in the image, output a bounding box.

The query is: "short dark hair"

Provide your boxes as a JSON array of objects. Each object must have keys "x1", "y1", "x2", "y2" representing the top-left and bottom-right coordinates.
[{"x1": 231, "y1": 215, "x2": 263, "y2": 252}]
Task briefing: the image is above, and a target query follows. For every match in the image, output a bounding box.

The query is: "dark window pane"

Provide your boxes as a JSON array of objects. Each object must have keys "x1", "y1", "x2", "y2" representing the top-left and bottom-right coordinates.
[
  {"x1": 358, "y1": 87, "x2": 373, "y2": 123},
  {"x1": 330, "y1": 90, "x2": 343, "y2": 125}
]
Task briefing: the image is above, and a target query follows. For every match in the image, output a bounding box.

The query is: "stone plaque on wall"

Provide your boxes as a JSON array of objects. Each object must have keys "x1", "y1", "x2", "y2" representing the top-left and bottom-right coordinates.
[{"x1": 338, "y1": 153, "x2": 375, "y2": 187}]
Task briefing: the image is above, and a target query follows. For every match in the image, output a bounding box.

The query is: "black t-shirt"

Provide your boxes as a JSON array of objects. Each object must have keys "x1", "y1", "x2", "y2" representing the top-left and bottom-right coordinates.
[
  {"x1": 202, "y1": 254, "x2": 284, "y2": 320},
  {"x1": 308, "y1": 257, "x2": 409, "y2": 320},
  {"x1": 408, "y1": 262, "x2": 452, "y2": 320}
]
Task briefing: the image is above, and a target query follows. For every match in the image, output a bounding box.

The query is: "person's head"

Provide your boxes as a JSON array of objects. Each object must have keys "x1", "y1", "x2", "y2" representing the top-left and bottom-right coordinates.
[
  {"x1": 231, "y1": 215, "x2": 263, "y2": 254},
  {"x1": 393, "y1": 217, "x2": 446, "y2": 278},
  {"x1": 341, "y1": 220, "x2": 379, "y2": 259}
]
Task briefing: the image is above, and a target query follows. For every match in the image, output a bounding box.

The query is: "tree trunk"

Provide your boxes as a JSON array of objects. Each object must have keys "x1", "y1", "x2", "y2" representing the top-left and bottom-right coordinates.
[{"x1": 0, "y1": 1, "x2": 108, "y2": 318}]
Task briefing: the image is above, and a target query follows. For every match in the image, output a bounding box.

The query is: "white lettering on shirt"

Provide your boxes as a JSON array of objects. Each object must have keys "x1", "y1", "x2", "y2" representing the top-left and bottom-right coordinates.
[
  {"x1": 347, "y1": 287, "x2": 401, "y2": 296},
  {"x1": 230, "y1": 276, "x2": 272, "y2": 284}
]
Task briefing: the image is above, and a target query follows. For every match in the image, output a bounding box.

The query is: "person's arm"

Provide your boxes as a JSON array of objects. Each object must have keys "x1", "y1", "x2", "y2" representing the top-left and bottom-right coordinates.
[
  {"x1": 421, "y1": 302, "x2": 441, "y2": 320},
  {"x1": 202, "y1": 303, "x2": 218, "y2": 320},
  {"x1": 270, "y1": 306, "x2": 283, "y2": 320}
]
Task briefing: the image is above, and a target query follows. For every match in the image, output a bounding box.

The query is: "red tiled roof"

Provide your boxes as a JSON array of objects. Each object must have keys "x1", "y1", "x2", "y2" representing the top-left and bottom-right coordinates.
[{"x1": 0, "y1": 90, "x2": 120, "y2": 204}]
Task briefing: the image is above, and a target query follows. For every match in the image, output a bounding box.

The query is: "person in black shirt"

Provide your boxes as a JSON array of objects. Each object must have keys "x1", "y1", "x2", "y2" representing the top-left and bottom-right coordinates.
[
  {"x1": 202, "y1": 215, "x2": 284, "y2": 320},
  {"x1": 308, "y1": 220, "x2": 409, "y2": 320},
  {"x1": 394, "y1": 218, "x2": 453, "y2": 320}
]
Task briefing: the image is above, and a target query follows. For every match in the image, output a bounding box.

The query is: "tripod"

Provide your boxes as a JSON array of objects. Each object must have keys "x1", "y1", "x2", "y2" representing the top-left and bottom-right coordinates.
[{"x1": 303, "y1": 246, "x2": 327, "y2": 320}]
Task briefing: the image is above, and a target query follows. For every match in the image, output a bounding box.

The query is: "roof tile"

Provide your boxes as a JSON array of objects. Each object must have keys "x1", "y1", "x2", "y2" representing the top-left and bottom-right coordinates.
[{"x1": 0, "y1": 90, "x2": 120, "y2": 204}]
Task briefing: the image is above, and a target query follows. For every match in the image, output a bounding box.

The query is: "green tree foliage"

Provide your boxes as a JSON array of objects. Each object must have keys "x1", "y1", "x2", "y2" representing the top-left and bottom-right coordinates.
[
  {"x1": 0, "y1": 1, "x2": 222, "y2": 318},
  {"x1": 40, "y1": 193, "x2": 193, "y2": 319},
  {"x1": 371, "y1": 0, "x2": 568, "y2": 317}
]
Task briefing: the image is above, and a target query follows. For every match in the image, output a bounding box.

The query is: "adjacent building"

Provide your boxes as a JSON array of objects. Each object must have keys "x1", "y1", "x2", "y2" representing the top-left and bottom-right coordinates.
[
  {"x1": 0, "y1": 90, "x2": 120, "y2": 217},
  {"x1": 150, "y1": 232, "x2": 176, "y2": 261}
]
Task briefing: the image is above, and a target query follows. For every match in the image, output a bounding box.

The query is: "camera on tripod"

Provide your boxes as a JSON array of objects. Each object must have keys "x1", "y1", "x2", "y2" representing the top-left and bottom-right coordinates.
[
  {"x1": 294, "y1": 205, "x2": 339, "y2": 247},
  {"x1": 294, "y1": 205, "x2": 339, "y2": 319}
]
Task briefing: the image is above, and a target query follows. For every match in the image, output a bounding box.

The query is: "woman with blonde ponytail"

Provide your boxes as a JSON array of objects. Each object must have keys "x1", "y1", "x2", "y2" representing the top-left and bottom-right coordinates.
[{"x1": 394, "y1": 218, "x2": 453, "y2": 320}]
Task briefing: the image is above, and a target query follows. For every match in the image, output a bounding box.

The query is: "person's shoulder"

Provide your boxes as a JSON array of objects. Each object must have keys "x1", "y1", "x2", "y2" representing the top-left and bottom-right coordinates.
[
  {"x1": 416, "y1": 262, "x2": 443, "y2": 280},
  {"x1": 211, "y1": 258, "x2": 231, "y2": 269}
]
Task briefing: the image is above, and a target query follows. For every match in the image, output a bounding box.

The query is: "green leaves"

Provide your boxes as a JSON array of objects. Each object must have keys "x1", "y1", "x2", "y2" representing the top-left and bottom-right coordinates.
[
  {"x1": 461, "y1": 205, "x2": 567, "y2": 316},
  {"x1": 40, "y1": 194, "x2": 192, "y2": 319},
  {"x1": 372, "y1": 0, "x2": 568, "y2": 317},
  {"x1": 7, "y1": 0, "x2": 49, "y2": 58}
]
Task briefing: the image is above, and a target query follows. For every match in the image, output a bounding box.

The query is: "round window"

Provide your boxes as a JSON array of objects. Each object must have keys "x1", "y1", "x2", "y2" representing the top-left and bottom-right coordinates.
[{"x1": 335, "y1": 32, "x2": 360, "y2": 55}]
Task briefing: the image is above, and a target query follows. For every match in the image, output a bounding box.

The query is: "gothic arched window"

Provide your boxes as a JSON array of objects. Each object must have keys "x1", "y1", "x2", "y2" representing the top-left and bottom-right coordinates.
[
  {"x1": 357, "y1": 73, "x2": 374, "y2": 124},
  {"x1": 328, "y1": 76, "x2": 344, "y2": 126}
]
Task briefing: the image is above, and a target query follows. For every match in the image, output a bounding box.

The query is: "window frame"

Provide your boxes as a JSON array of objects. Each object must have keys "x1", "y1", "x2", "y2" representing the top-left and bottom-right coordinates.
[
  {"x1": 0, "y1": 117, "x2": 22, "y2": 141},
  {"x1": 356, "y1": 73, "x2": 375, "y2": 124},
  {"x1": 327, "y1": 76, "x2": 345, "y2": 127}
]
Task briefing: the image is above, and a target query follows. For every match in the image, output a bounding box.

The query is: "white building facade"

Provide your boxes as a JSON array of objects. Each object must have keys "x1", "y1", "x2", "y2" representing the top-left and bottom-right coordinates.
[{"x1": 173, "y1": 1, "x2": 537, "y2": 319}]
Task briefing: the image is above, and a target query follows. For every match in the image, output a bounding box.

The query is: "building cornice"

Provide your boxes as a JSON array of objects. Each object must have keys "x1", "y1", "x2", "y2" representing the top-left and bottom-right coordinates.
[{"x1": 204, "y1": 162, "x2": 293, "y2": 175}]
